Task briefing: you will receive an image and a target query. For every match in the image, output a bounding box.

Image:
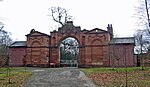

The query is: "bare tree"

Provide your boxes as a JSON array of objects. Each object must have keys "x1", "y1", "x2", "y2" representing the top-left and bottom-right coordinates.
[
  {"x1": 134, "y1": 29, "x2": 150, "y2": 69},
  {"x1": 134, "y1": 0, "x2": 150, "y2": 69},
  {"x1": 0, "y1": 22, "x2": 4, "y2": 30},
  {"x1": 49, "y1": 7, "x2": 73, "y2": 26},
  {"x1": 134, "y1": 0, "x2": 150, "y2": 41},
  {"x1": 134, "y1": 0, "x2": 150, "y2": 29},
  {"x1": 134, "y1": 30, "x2": 144, "y2": 69},
  {"x1": 0, "y1": 25, "x2": 12, "y2": 66}
]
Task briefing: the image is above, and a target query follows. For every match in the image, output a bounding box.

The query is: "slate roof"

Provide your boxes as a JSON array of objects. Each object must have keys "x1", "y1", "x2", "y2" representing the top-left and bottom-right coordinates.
[
  {"x1": 9, "y1": 41, "x2": 26, "y2": 47},
  {"x1": 109, "y1": 37, "x2": 135, "y2": 44}
]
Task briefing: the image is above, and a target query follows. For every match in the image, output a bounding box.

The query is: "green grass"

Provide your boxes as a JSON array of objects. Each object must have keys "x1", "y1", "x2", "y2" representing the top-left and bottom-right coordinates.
[
  {"x1": 81, "y1": 67, "x2": 150, "y2": 87},
  {"x1": 0, "y1": 67, "x2": 32, "y2": 87},
  {"x1": 82, "y1": 67, "x2": 150, "y2": 72}
]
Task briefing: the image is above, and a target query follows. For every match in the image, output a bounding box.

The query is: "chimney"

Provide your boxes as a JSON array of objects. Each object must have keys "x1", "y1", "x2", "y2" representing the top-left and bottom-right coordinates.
[{"x1": 107, "y1": 24, "x2": 113, "y2": 39}]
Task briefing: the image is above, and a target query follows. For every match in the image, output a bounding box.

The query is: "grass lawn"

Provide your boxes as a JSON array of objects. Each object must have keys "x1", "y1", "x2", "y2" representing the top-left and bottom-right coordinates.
[
  {"x1": 81, "y1": 67, "x2": 150, "y2": 87},
  {"x1": 0, "y1": 67, "x2": 32, "y2": 87}
]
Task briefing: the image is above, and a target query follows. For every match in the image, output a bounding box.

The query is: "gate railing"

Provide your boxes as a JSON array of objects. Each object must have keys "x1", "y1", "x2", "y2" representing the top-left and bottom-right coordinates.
[{"x1": 60, "y1": 60, "x2": 78, "y2": 67}]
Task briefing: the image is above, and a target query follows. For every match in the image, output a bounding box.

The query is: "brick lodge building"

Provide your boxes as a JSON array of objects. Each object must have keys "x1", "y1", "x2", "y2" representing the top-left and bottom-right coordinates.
[{"x1": 9, "y1": 21, "x2": 136, "y2": 67}]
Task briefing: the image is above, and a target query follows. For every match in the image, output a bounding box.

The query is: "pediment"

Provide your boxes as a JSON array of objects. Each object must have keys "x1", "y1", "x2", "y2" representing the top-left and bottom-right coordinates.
[
  {"x1": 30, "y1": 32, "x2": 43, "y2": 35},
  {"x1": 85, "y1": 28, "x2": 108, "y2": 34},
  {"x1": 58, "y1": 21, "x2": 81, "y2": 34},
  {"x1": 26, "y1": 29, "x2": 49, "y2": 37}
]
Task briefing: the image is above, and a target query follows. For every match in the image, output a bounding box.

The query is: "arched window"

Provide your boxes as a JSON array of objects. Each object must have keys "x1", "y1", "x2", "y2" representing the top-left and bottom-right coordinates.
[{"x1": 31, "y1": 41, "x2": 41, "y2": 47}]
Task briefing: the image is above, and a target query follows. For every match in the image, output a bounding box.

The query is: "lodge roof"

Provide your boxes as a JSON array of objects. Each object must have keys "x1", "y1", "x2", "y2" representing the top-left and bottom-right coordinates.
[
  {"x1": 109, "y1": 37, "x2": 135, "y2": 45},
  {"x1": 9, "y1": 41, "x2": 26, "y2": 47}
]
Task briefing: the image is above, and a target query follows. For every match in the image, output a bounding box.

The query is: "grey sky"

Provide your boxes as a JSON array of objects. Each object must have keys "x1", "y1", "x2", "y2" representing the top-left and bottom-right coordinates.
[{"x1": 0, "y1": 0, "x2": 140, "y2": 41}]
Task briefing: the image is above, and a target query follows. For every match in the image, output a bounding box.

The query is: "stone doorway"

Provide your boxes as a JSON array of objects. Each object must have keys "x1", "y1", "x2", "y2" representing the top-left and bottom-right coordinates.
[{"x1": 59, "y1": 37, "x2": 79, "y2": 67}]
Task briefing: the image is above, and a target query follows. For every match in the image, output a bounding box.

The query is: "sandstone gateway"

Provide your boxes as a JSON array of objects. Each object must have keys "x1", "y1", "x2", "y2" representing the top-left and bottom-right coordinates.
[{"x1": 9, "y1": 21, "x2": 136, "y2": 67}]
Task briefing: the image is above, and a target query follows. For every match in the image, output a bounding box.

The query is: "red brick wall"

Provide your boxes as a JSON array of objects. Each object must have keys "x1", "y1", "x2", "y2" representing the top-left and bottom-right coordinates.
[
  {"x1": 9, "y1": 47, "x2": 26, "y2": 66},
  {"x1": 9, "y1": 22, "x2": 136, "y2": 68},
  {"x1": 83, "y1": 33, "x2": 110, "y2": 67},
  {"x1": 50, "y1": 29, "x2": 111, "y2": 67},
  {"x1": 26, "y1": 32, "x2": 50, "y2": 67},
  {"x1": 109, "y1": 44, "x2": 136, "y2": 67}
]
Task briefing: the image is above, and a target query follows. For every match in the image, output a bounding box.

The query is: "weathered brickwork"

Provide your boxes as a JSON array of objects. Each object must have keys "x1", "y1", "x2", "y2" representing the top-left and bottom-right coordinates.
[
  {"x1": 9, "y1": 47, "x2": 26, "y2": 66},
  {"x1": 9, "y1": 21, "x2": 136, "y2": 67},
  {"x1": 48, "y1": 21, "x2": 112, "y2": 67},
  {"x1": 109, "y1": 44, "x2": 136, "y2": 67},
  {"x1": 25, "y1": 31, "x2": 50, "y2": 67}
]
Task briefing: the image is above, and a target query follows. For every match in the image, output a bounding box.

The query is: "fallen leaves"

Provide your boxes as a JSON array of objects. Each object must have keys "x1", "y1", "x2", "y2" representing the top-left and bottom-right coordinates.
[{"x1": 82, "y1": 68, "x2": 150, "y2": 87}]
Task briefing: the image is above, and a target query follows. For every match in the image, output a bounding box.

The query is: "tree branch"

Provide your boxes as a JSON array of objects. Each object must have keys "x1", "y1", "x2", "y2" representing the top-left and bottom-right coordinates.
[{"x1": 49, "y1": 6, "x2": 73, "y2": 26}]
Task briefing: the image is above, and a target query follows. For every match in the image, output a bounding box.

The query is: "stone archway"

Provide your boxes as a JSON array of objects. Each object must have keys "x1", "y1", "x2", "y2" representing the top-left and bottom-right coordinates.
[
  {"x1": 59, "y1": 37, "x2": 79, "y2": 67},
  {"x1": 50, "y1": 21, "x2": 83, "y2": 67}
]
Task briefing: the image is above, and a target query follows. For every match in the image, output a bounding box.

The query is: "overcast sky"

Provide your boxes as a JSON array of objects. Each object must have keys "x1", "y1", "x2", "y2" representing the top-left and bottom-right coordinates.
[{"x1": 0, "y1": 0, "x2": 142, "y2": 41}]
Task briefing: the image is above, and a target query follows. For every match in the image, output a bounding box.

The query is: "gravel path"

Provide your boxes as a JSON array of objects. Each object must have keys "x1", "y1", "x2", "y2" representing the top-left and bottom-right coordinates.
[{"x1": 23, "y1": 67, "x2": 97, "y2": 87}]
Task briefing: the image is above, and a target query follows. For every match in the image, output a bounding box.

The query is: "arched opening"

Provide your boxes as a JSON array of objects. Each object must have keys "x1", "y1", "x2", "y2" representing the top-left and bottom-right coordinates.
[
  {"x1": 31, "y1": 41, "x2": 41, "y2": 66},
  {"x1": 59, "y1": 37, "x2": 79, "y2": 67}
]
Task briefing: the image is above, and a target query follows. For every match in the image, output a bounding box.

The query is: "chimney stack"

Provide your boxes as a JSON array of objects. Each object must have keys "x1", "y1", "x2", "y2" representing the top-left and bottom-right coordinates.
[{"x1": 107, "y1": 24, "x2": 113, "y2": 39}]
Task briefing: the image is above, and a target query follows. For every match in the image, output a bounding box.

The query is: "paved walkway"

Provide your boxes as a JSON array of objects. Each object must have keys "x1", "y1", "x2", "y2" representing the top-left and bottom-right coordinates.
[{"x1": 23, "y1": 67, "x2": 97, "y2": 87}]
